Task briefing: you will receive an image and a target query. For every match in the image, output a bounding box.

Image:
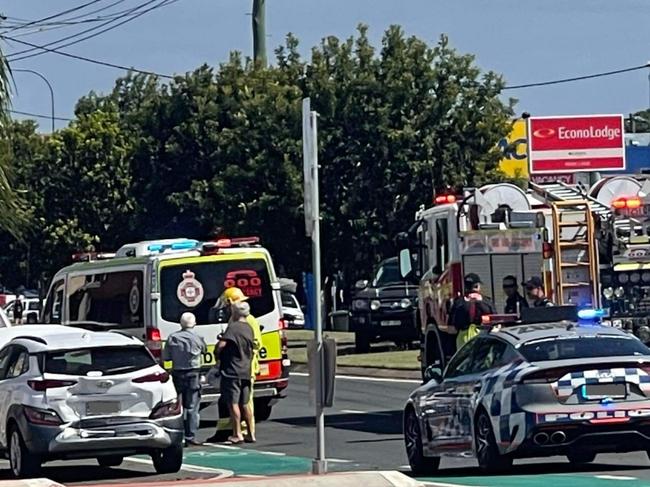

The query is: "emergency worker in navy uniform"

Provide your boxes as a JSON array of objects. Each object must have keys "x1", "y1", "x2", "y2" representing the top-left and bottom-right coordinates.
[
  {"x1": 524, "y1": 276, "x2": 554, "y2": 307},
  {"x1": 503, "y1": 275, "x2": 529, "y2": 314}
]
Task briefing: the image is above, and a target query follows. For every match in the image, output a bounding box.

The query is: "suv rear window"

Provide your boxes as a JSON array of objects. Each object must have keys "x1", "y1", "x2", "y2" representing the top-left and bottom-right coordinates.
[
  {"x1": 160, "y1": 258, "x2": 274, "y2": 325},
  {"x1": 519, "y1": 336, "x2": 650, "y2": 362},
  {"x1": 44, "y1": 346, "x2": 155, "y2": 376}
]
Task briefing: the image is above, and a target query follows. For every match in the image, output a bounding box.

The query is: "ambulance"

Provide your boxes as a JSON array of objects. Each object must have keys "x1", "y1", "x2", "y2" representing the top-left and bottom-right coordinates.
[{"x1": 41, "y1": 237, "x2": 289, "y2": 420}]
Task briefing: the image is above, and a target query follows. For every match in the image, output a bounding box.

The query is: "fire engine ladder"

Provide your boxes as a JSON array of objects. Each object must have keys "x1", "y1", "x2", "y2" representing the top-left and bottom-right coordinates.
[
  {"x1": 551, "y1": 200, "x2": 600, "y2": 307},
  {"x1": 530, "y1": 181, "x2": 611, "y2": 219}
]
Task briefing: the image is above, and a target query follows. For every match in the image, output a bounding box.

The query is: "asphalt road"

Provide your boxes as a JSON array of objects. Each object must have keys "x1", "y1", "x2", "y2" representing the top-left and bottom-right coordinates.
[{"x1": 2, "y1": 373, "x2": 650, "y2": 486}]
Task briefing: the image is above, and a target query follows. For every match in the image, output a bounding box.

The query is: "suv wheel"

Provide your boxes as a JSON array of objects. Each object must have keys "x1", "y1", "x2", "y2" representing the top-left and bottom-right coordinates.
[
  {"x1": 26, "y1": 315, "x2": 37, "y2": 324},
  {"x1": 404, "y1": 407, "x2": 440, "y2": 475},
  {"x1": 475, "y1": 409, "x2": 513, "y2": 473},
  {"x1": 97, "y1": 455, "x2": 124, "y2": 468},
  {"x1": 9, "y1": 426, "x2": 41, "y2": 478},
  {"x1": 355, "y1": 331, "x2": 371, "y2": 353},
  {"x1": 152, "y1": 444, "x2": 183, "y2": 474}
]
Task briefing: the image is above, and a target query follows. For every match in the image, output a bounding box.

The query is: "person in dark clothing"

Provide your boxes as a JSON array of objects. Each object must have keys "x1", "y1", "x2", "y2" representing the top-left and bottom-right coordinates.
[
  {"x1": 13, "y1": 297, "x2": 23, "y2": 325},
  {"x1": 217, "y1": 302, "x2": 255, "y2": 444},
  {"x1": 449, "y1": 273, "x2": 496, "y2": 349},
  {"x1": 503, "y1": 275, "x2": 529, "y2": 314},
  {"x1": 524, "y1": 276, "x2": 554, "y2": 307}
]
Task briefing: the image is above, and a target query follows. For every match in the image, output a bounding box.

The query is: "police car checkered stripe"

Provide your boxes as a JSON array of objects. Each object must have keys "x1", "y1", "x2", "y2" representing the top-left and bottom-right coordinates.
[{"x1": 554, "y1": 367, "x2": 650, "y2": 399}]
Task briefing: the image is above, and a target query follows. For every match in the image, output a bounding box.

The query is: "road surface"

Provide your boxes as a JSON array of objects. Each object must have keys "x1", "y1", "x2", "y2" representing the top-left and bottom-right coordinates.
[{"x1": 1, "y1": 373, "x2": 650, "y2": 486}]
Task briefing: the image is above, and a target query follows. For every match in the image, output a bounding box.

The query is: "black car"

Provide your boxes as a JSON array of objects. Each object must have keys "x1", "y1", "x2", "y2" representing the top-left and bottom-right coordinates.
[{"x1": 349, "y1": 257, "x2": 419, "y2": 353}]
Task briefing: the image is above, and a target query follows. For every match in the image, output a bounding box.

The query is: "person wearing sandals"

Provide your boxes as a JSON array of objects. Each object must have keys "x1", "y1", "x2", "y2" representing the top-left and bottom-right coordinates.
[{"x1": 215, "y1": 293, "x2": 256, "y2": 444}]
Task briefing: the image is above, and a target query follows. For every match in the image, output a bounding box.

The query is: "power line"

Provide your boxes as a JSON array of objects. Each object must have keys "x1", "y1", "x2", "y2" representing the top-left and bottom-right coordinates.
[
  {"x1": 504, "y1": 63, "x2": 650, "y2": 90},
  {"x1": 2, "y1": 35, "x2": 174, "y2": 79},
  {"x1": 2, "y1": 0, "x2": 106, "y2": 35},
  {"x1": 7, "y1": 0, "x2": 172, "y2": 61},
  {"x1": 9, "y1": 109, "x2": 72, "y2": 122}
]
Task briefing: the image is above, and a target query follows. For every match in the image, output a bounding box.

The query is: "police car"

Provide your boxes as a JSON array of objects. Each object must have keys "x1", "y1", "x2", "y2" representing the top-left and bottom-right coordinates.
[{"x1": 403, "y1": 306, "x2": 650, "y2": 474}]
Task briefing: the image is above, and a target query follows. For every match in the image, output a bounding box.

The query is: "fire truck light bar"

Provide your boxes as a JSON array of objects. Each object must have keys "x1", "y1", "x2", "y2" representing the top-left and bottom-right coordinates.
[
  {"x1": 434, "y1": 194, "x2": 457, "y2": 205},
  {"x1": 612, "y1": 196, "x2": 642, "y2": 210}
]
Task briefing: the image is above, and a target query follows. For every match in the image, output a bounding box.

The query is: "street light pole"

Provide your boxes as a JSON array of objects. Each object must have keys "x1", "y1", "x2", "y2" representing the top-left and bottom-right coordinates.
[{"x1": 13, "y1": 68, "x2": 55, "y2": 132}]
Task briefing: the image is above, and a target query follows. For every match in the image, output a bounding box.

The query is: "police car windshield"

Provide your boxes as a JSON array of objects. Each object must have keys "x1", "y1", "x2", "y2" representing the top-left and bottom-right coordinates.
[
  {"x1": 160, "y1": 258, "x2": 274, "y2": 325},
  {"x1": 519, "y1": 336, "x2": 650, "y2": 362},
  {"x1": 373, "y1": 260, "x2": 401, "y2": 286}
]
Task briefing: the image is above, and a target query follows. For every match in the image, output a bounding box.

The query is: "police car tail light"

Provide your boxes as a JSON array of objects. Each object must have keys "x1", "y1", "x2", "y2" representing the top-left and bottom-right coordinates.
[
  {"x1": 23, "y1": 406, "x2": 63, "y2": 426},
  {"x1": 521, "y1": 368, "x2": 570, "y2": 384},
  {"x1": 133, "y1": 371, "x2": 170, "y2": 384},
  {"x1": 28, "y1": 379, "x2": 77, "y2": 391},
  {"x1": 150, "y1": 398, "x2": 182, "y2": 419},
  {"x1": 146, "y1": 327, "x2": 162, "y2": 359}
]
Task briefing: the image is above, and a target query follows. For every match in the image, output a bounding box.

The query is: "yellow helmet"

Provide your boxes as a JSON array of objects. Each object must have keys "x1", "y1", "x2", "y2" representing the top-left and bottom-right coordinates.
[{"x1": 222, "y1": 287, "x2": 249, "y2": 304}]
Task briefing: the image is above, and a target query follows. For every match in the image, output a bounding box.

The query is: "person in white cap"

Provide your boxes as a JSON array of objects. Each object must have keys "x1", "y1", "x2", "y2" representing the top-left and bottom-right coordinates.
[{"x1": 163, "y1": 312, "x2": 207, "y2": 446}]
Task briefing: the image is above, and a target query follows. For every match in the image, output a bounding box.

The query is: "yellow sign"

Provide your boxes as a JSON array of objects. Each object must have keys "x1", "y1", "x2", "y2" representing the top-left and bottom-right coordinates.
[{"x1": 498, "y1": 119, "x2": 529, "y2": 178}]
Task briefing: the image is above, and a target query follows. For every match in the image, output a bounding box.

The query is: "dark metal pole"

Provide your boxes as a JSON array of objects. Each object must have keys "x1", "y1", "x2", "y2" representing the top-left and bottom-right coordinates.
[
  {"x1": 14, "y1": 68, "x2": 55, "y2": 132},
  {"x1": 252, "y1": 0, "x2": 267, "y2": 67}
]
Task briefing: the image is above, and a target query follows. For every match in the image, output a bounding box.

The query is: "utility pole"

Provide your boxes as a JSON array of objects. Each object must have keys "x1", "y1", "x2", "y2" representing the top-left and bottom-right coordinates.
[{"x1": 252, "y1": 0, "x2": 267, "y2": 67}]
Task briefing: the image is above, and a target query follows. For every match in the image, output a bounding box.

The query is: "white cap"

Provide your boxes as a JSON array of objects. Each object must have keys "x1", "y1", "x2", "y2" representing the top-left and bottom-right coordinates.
[{"x1": 180, "y1": 312, "x2": 197, "y2": 329}]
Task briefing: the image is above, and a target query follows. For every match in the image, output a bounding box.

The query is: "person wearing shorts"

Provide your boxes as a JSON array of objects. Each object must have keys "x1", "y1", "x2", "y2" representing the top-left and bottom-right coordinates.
[{"x1": 216, "y1": 301, "x2": 255, "y2": 444}]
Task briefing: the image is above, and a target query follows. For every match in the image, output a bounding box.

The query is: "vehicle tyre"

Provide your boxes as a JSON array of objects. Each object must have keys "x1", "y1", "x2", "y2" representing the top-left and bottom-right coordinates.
[
  {"x1": 355, "y1": 331, "x2": 371, "y2": 353},
  {"x1": 151, "y1": 444, "x2": 183, "y2": 474},
  {"x1": 8, "y1": 425, "x2": 41, "y2": 478},
  {"x1": 475, "y1": 409, "x2": 513, "y2": 473},
  {"x1": 26, "y1": 315, "x2": 36, "y2": 324},
  {"x1": 97, "y1": 456, "x2": 124, "y2": 468},
  {"x1": 404, "y1": 407, "x2": 440, "y2": 475},
  {"x1": 254, "y1": 399, "x2": 273, "y2": 422},
  {"x1": 567, "y1": 451, "x2": 596, "y2": 464}
]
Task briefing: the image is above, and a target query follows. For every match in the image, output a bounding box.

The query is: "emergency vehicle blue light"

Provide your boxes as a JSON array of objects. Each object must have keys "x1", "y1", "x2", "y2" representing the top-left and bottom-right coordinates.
[
  {"x1": 148, "y1": 244, "x2": 164, "y2": 252},
  {"x1": 577, "y1": 308, "x2": 605, "y2": 321},
  {"x1": 170, "y1": 241, "x2": 197, "y2": 250}
]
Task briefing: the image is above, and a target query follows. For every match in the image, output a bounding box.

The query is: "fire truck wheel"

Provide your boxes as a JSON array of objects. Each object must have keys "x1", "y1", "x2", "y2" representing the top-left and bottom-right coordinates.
[{"x1": 355, "y1": 331, "x2": 371, "y2": 353}]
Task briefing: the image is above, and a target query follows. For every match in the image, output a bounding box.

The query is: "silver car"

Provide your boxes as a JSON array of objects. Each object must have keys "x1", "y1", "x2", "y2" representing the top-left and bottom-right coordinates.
[{"x1": 404, "y1": 317, "x2": 650, "y2": 474}]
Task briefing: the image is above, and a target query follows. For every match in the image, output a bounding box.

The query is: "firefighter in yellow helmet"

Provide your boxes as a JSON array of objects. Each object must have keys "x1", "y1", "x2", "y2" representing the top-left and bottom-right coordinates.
[{"x1": 206, "y1": 287, "x2": 262, "y2": 443}]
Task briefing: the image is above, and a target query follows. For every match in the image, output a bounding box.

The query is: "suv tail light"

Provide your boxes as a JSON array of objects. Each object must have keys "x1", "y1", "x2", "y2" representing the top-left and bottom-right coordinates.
[
  {"x1": 24, "y1": 406, "x2": 63, "y2": 426},
  {"x1": 28, "y1": 379, "x2": 77, "y2": 391},
  {"x1": 150, "y1": 398, "x2": 181, "y2": 419},
  {"x1": 146, "y1": 327, "x2": 162, "y2": 359},
  {"x1": 133, "y1": 371, "x2": 170, "y2": 383}
]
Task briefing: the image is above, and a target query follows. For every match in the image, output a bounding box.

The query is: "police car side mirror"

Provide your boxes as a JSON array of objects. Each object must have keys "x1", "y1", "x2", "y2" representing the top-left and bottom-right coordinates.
[{"x1": 424, "y1": 365, "x2": 443, "y2": 384}]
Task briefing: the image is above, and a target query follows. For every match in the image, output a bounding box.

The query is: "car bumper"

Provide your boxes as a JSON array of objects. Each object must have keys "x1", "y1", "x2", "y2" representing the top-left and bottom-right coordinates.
[
  {"x1": 21, "y1": 414, "x2": 184, "y2": 459},
  {"x1": 349, "y1": 310, "x2": 418, "y2": 338}
]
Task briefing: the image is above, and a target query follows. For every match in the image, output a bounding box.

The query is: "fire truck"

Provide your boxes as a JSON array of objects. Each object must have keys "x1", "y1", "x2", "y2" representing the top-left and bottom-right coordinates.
[{"x1": 397, "y1": 181, "x2": 631, "y2": 376}]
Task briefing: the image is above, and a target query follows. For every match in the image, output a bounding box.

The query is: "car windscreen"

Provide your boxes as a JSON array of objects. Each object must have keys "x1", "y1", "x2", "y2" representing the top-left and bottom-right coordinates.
[
  {"x1": 519, "y1": 335, "x2": 650, "y2": 362},
  {"x1": 373, "y1": 261, "x2": 401, "y2": 286},
  {"x1": 282, "y1": 292, "x2": 297, "y2": 308},
  {"x1": 43, "y1": 346, "x2": 155, "y2": 376},
  {"x1": 160, "y1": 258, "x2": 274, "y2": 325}
]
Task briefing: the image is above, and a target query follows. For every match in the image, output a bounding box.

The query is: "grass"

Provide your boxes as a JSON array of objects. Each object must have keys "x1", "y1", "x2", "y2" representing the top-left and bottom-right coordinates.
[
  {"x1": 337, "y1": 350, "x2": 419, "y2": 370},
  {"x1": 286, "y1": 329, "x2": 355, "y2": 346}
]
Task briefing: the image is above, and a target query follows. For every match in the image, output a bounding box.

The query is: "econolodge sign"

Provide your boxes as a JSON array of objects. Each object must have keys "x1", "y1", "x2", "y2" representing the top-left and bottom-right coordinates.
[{"x1": 528, "y1": 114, "x2": 625, "y2": 174}]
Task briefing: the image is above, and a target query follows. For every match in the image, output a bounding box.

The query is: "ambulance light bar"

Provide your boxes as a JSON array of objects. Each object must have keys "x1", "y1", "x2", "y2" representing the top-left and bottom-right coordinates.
[
  {"x1": 147, "y1": 240, "x2": 199, "y2": 253},
  {"x1": 201, "y1": 236, "x2": 260, "y2": 254}
]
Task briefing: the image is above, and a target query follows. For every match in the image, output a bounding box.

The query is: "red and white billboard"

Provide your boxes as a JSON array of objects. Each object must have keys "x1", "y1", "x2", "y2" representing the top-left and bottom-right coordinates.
[{"x1": 528, "y1": 115, "x2": 625, "y2": 174}]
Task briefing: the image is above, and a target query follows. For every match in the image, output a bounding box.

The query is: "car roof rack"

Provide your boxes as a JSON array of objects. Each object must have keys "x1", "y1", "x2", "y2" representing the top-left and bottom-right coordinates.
[{"x1": 11, "y1": 336, "x2": 47, "y2": 345}]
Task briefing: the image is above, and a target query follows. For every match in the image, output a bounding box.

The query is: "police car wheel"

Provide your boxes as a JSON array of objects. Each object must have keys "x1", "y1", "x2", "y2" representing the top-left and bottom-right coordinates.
[
  {"x1": 567, "y1": 451, "x2": 596, "y2": 464},
  {"x1": 254, "y1": 399, "x2": 273, "y2": 421},
  {"x1": 475, "y1": 409, "x2": 512, "y2": 472},
  {"x1": 404, "y1": 407, "x2": 440, "y2": 475}
]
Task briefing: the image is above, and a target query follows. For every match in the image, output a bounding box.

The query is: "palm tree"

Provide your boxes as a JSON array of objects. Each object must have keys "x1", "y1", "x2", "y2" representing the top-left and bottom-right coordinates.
[{"x1": 0, "y1": 48, "x2": 27, "y2": 239}]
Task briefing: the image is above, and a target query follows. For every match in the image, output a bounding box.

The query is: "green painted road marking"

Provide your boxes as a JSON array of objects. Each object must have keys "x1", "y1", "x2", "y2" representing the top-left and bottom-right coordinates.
[
  {"x1": 419, "y1": 474, "x2": 648, "y2": 487},
  {"x1": 182, "y1": 446, "x2": 356, "y2": 476}
]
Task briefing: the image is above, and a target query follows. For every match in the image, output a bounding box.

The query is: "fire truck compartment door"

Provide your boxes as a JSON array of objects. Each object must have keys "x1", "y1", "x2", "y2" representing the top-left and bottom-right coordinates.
[{"x1": 462, "y1": 253, "x2": 543, "y2": 313}]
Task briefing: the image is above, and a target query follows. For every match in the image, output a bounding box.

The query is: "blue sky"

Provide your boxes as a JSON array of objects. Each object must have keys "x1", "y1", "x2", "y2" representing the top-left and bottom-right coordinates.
[{"x1": 3, "y1": 0, "x2": 650, "y2": 130}]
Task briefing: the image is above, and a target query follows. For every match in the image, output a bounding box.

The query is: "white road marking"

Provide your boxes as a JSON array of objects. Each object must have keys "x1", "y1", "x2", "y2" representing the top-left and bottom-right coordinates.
[
  {"x1": 125, "y1": 456, "x2": 232, "y2": 476},
  {"x1": 204, "y1": 442, "x2": 286, "y2": 456},
  {"x1": 418, "y1": 481, "x2": 481, "y2": 487},
  {"x1": 291, "y1": 371, "x2": 420, "y2": 384},
  {"x1": 328, "y1": 458, "x2": 353, "y2": 463},
  {"x1": 595, "y1": 475, "x2": 638, "y2": 481},
  {"x1": 341, "y1": 409, "x2": 368, "y2": 414}
]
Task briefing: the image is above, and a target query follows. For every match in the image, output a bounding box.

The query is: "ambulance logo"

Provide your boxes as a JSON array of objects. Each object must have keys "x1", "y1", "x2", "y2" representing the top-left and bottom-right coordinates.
[
  {"x1": 129, "y1": 278, "x2": 140, "y2": 315},
  {"x1": 177, "y1": 270, "x2": 204, "y2": 307}
]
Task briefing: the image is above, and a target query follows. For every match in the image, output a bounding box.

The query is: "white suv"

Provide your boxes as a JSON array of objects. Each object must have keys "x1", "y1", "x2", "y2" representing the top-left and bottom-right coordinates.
[{"x1": 0, "y1": 325, "x2": 183, "y2": 477}]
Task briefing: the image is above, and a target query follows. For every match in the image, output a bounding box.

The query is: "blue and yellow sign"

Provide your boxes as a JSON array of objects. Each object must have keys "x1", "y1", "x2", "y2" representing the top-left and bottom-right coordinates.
[{"x1": 498, "y1": 119, "x2": 529, "y2": 178}]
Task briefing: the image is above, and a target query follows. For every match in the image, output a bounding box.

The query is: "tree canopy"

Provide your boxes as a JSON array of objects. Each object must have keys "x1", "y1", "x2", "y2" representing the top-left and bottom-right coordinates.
[{"x1": 2, "y1": 25, "x2": 512, "y2": 292}]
